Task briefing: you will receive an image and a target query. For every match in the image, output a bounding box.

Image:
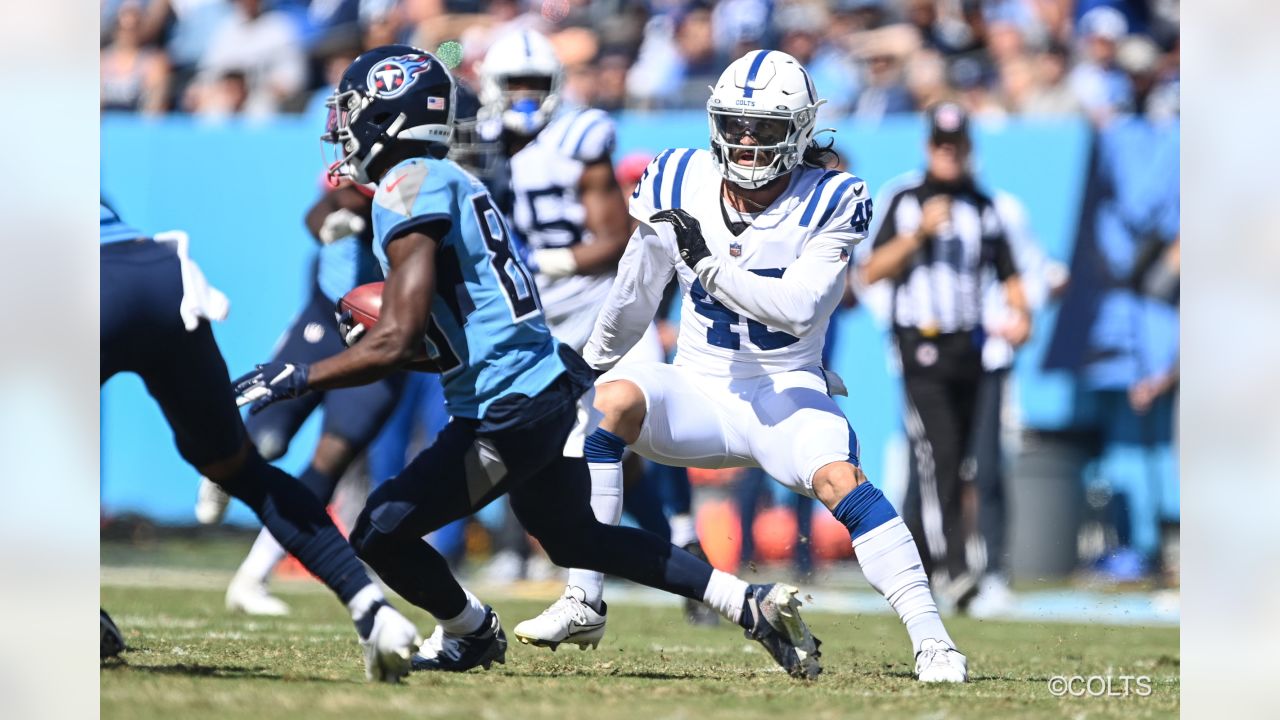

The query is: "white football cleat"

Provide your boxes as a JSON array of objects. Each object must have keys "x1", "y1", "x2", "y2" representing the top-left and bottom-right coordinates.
[
  {"x1": 225, "y1": 577, "x2": 290, "y2": 617},
  {"x1": 915, "y1": 638, "x2": 968, "y2": 682},
  {"x1": 361, "y1": 605, "x2": 423, "y2": 683},
  {"x1": 195, "y1": 477, "x2": 231, "y2": 525},
  {"x1": 512, "y1": 586, "x2": 606, "y2": 651},
  {"x1": 966, "y1": 574, "x2": 1016, "y2": 619}
]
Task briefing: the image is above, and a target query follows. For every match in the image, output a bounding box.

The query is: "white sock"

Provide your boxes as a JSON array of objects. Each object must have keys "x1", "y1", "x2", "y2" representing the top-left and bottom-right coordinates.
[
  {"x1": 235, "y1": 528, "x2": 287, "y2": 586},
  {"x1": 347, "y1": 583, "x2": 386, "y2": 622},
  {"x1": 702, "y1": 569, "x2": 749, "y2": 625},
  {"x1": 439, "y1": 588, "x2": 487, "y2": 635},
  {"x1": 853, "y1": 517, "x2": 956, "y2": 654},
  {"x1": 669, "y1": 513, "x2": 698, "y2": 548},
  {"x1": 565, "y1": 460, "x2": 625, "y2": 611}
]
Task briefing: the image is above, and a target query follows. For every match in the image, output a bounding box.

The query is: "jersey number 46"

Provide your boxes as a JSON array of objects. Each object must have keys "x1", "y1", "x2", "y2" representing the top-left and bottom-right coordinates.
[{"x1": 689, "y1": 270, "x2": 800, "y2": 351}]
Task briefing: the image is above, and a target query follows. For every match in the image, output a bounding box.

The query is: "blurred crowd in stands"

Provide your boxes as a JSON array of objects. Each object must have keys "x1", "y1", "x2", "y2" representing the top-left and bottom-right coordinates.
[{"x1": 101, "y1": 0, "x2": 1179, "y2": 125}]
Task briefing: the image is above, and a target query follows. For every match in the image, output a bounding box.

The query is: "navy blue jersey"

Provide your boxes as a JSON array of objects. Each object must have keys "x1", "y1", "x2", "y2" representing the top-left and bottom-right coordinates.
[
  {"x1": 371, "y1": 156, "x2": 565, "y2": 419},
  {"x1": 100, "y1": 202, "x2": 144, "y2": 244}
]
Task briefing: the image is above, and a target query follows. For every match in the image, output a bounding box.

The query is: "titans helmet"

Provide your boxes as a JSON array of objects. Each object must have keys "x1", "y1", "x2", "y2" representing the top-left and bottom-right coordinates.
[{"x1": 323, "y1": 44, "x2": 456, "y2": 184}]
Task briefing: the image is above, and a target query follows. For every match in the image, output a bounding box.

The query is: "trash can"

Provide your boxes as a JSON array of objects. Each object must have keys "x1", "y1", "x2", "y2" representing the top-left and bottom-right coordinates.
[{"x1": 1008, "y1": 430, "x2": 1090, "y2": 580}]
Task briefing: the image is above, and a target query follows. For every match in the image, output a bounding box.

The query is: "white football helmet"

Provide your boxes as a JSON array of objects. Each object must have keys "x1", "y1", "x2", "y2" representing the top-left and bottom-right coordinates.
[
  {"x1": 707, "y1": 50, "x2": 825, "y2": 189},
  {"x1": 478, "y1": 28, "x2": 564, "y2": 136}
]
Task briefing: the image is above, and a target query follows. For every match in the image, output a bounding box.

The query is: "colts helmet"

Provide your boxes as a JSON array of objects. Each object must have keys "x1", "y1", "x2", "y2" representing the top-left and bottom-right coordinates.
[
  {"x1": 478, "y1": 28, "x2": 563, "y2": 136},
  {"x1": 323, "y1": 44, "x2": 456, "y2": 184},
  {"x1": 707, "y1": 50, "x2": 825, "y2": 189}
]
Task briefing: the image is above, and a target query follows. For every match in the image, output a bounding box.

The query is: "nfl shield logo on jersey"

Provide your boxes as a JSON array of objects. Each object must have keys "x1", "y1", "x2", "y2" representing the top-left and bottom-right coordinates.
[{"x1": 729, "y1": 241, "x2": 742, "y2": 257}]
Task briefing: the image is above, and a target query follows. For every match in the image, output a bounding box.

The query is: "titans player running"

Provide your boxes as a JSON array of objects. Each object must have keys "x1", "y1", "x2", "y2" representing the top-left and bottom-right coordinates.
[
  {"x1": 232, "y1": 45, "x2": 822, "y2": 678},
  {"x1": 100, "y1": 202, "x2": 420, "y2": 681},
  {"x1": 479, "y1": 27, "x2": 716, "y2": 636}
]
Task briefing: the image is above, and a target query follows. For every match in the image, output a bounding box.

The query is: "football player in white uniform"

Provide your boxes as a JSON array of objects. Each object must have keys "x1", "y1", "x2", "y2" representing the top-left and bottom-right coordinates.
[
  {"x1": 478, "y1": 28, "x2": 637, "y2": 352},
  {"x1": 516, "y1": 50, "x2": 969, "y2": 683}
]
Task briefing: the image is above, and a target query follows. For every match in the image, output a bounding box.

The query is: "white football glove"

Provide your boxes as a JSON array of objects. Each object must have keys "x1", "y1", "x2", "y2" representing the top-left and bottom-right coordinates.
[
  {"x1": 318, "y1": 208, "x2": 367, "y2": 245},
  {"x1": 336, "y1": 310, "x2": 367, "y2": 347}
]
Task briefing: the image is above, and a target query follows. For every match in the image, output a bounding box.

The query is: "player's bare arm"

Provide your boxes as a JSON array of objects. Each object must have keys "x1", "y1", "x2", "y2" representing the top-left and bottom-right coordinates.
[
  {"x1": 1000, "y1": 273, "x2": 1032, "y2": 347},
  {"x1": 570, "y1": 159, "x2": 631, "y2": 274},
  {"x1": 307, "y1": 228, "x2": 440, "y2": 390}
]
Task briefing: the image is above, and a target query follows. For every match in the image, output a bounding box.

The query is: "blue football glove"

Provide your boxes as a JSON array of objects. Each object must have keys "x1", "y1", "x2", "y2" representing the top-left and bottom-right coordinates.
[
  {"x1": 650, "y1": 208, "x2": 710, "y2": 270},
  {"x1": 232, "y1": 361, "x2": 310, "y2": 415}
]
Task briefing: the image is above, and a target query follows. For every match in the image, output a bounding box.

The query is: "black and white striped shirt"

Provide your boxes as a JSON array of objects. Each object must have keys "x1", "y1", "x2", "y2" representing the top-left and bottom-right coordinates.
[{"x1": 871, "y1": 172, "x2": 1016, "y2": 333}]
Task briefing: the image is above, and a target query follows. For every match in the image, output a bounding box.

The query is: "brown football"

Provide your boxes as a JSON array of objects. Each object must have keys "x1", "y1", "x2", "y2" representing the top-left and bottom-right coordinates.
[
  {"x1": 338, "y1": 281, "x2": 437, "y2": 367},
  {"x1": 338, "y1": 281, "x2": 384, "y2": 331}
]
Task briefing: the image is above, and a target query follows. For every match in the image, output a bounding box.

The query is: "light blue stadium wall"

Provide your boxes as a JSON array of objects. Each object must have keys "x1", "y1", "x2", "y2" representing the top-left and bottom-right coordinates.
[{"x1": 101, "y1": 112, "x2": 1090, "y2": 523}]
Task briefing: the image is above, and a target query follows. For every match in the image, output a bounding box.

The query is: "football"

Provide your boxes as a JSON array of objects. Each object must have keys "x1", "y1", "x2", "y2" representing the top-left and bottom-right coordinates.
[
  {"x1": 338, "y1": 281, "x2": 435, "y2": 364},
  {"x1": 338, "y1": 281, "x2": 385, "y2": 334}
]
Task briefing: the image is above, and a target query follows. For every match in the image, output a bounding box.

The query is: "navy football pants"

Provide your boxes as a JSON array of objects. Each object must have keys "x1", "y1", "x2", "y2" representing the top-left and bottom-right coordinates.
[{"x1": 349, "y1": 369, "x2": 717, "y2": 620}]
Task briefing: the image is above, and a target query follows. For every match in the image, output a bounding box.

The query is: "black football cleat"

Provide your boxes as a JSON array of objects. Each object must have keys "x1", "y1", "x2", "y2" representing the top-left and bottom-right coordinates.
[
  {"x1": 101, "y1": 609, "x2": 125, "y2": 660},
  {"x1": 741, "y1": 584, "x2": 822, "y2": 679},
  {"x1": 411, "y1": 607, "x2": 508, "y2": 672}
]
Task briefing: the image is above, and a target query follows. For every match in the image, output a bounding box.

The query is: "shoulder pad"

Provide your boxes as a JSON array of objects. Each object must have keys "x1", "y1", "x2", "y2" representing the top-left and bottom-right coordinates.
[
  {"x1": 546, "y1": 108, "x2": 617, "y2": 163},
  {"x1": 374, "y1": 159, "x2": 439, "y2": 218},
  {"x1": 797, "y1": 169, "x2": 873, "y2": 238},
  {"x1": 628, "y1": 148, "x2": 701, "y2": 224}
]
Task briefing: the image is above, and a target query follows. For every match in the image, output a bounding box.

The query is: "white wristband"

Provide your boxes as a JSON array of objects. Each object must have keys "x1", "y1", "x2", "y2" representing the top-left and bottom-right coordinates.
[{"x1": 533, "y1": 247, "x2": 579, "y2": 279}]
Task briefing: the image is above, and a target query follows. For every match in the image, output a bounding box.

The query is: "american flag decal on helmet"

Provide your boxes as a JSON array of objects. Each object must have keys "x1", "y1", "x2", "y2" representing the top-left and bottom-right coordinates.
[{"x1": 427, "y1": 96, "x2": 446, "y2": 110}]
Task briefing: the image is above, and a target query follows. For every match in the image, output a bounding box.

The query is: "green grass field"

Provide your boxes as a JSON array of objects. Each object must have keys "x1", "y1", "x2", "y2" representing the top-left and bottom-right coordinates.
[{"x1": 102, "y1": 541, "x2": 1179, "y2": 720}]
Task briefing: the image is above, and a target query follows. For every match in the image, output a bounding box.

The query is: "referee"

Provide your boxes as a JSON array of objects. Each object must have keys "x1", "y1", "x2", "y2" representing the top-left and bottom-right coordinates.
[{"x1": 859, "y1": 102, "x2": 1031, "y2": 599}]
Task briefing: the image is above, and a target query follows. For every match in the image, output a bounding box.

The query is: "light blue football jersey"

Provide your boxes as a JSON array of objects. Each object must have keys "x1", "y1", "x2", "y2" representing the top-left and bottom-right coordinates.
[
  {"x1": 100, "y1": 202, "x2": 144, "y2": 244},
  {"x1": 370, "y1": 156, "x2": 565, "y2": 419}
]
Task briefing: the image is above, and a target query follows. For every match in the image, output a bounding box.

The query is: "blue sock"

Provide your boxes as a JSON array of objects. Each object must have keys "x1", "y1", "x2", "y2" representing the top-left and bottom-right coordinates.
[
  {"x1": 222, "y1": 453, "x2": 372, "y2": 604},
  {"x1": 831, "y1": 482, "x2": 899, "y2": 540},
  {"x1": 584, "y1": 428, "x2": 627, "y2": 463}
]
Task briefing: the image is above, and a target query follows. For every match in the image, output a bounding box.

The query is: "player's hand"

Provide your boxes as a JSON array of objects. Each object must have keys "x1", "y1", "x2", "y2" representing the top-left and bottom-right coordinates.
[
  {"x1": 336, "y1": 309, "x2": 367, "y2": 347},
  {"x1": 917, "y1": 196, "x2": 952, "y2": 239},
  {"x1": 318, "y1": 208, "x2": 367, "y2": 245},
  {"x1": 650, "y1": 209, "x2": 710, "y2": 270},
  {"x1": 232, "y1": 361, "x2": 311, "y2": 414},
  {"x1": 997, "y1": 308, "x2": 1032, "y2": 348}
]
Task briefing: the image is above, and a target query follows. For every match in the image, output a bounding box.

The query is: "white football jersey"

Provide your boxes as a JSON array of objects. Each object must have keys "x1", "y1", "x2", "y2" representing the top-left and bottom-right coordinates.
[
  {"x1": 586, "y1": 148, "x2": 872, "y2": 377},
  {"x1": 508, "y1": 106, "x2": 617, "y2": 339}
]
